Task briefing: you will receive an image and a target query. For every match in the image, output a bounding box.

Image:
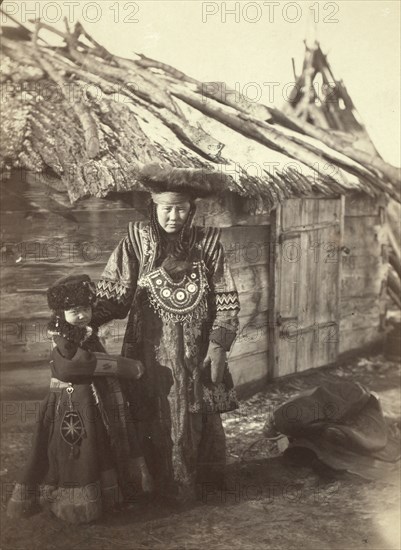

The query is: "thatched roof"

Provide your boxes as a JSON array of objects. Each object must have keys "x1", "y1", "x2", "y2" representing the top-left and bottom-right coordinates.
[{"x1": 1, "y1": 21, "x2": 400, "y2": 208}]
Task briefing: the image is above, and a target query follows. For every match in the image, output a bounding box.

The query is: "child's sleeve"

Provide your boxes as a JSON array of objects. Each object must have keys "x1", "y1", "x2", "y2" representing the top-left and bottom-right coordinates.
[
  {"x1": 92, "y1": 234, "x2": 139, "y2": 328},
  {"x1": 51, "y1": 336, "x2": 97, "y2": 382},
  {"x1": 52, "y1": 334, "x2": 78, "y2": 359}
]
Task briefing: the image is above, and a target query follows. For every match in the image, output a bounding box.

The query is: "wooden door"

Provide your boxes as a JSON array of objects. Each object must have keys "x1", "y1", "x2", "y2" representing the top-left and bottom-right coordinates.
[{"x1": 269, "y1": 197, "x2": 344, "y2": 378}]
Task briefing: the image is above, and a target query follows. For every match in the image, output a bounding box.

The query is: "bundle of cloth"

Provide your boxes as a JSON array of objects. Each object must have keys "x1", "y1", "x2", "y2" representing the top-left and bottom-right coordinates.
[{"x1": 267, "y1": 381, "x2": 400, "y2": 482}]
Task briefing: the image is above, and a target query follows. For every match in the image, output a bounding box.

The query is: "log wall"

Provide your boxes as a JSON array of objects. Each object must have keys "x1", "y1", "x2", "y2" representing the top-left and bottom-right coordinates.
[
  {"x1": 0, "y1": 173, "x2": 388, "y2": 400},
  {"x1": 0, "y1": 172, "x2": 270, "y2": 397},
  {"x1": 220, "y1": 225, "x2": 270, "y2": 388}
]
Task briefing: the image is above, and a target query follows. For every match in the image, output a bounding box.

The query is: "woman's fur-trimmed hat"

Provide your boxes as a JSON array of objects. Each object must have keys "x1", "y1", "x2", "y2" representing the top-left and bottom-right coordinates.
[
  {"x1": 137, "y1": 163, "x2": 231, "y2": 199},
  {"x1": 47, "y1": 274, "x2": 96, "y2": 311}
]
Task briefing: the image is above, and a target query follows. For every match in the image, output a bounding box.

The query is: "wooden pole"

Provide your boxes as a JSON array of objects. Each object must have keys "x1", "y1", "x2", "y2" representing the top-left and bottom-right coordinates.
[
  {"x1": 0, "y1": 8, "x2": 47, "y2": 44},
  {"x1": 388, "y1": 224, "x2": 401, "y2": 263}
]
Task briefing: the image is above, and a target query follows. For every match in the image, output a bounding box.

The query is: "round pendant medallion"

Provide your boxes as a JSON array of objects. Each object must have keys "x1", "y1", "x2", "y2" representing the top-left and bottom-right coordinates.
[{"x1": 175, "y1": 290, "x2": 186, "y2": 302}]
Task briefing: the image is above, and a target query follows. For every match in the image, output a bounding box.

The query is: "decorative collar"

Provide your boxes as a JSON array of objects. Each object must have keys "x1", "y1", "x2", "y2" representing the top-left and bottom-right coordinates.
[{"x1": 138, "y1": 261, "x2": 209, "y2": 323}]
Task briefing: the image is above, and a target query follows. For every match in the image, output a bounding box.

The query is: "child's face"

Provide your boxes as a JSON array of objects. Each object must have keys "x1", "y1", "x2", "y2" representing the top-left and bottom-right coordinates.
[{"x1": 64, "y1": 306, "x2": 92, "y2": 327}]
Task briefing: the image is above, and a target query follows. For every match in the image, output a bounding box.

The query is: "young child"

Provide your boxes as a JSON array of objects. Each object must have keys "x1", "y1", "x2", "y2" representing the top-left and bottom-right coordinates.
[{"x1": 7, "y1": 274, "x2": 153, "y2": 524}]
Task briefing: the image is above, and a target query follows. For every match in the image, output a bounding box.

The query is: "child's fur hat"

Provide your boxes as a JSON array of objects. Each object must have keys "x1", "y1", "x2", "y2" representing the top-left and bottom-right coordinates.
[{"x1": 47, "y1": 274, "x2": 96, "y2": 311}]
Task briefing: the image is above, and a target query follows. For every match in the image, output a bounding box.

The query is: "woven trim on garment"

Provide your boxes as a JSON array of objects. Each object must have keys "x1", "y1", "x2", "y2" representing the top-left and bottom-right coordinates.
[
  {"x1": 96, "y1": 279, "x2": 131, "y2": 303},
  {"x1": 215, "y1": 291, "x2": 240, "y2": 311},
  {"x1": 128, "y1": 222, "x2": 157, "y2": 271},
  {"x1": 41, "y1": 483, "x2": 102, "y2": 524},
  {"x1": 203, "y1": 385, "x2": 239, "y2": 412},
  {"x1": 201, "y1": 226, "x2": 221, "y2": 269},
  {"x1": 138, "y1": 261, "x2": 210, "y2": 324},
  {"x1": 189, "y1": 385, "x2": 239, "y2": 413},
  {"x1": 147, "y1": 290, "x2": 209, "y2": 324}
]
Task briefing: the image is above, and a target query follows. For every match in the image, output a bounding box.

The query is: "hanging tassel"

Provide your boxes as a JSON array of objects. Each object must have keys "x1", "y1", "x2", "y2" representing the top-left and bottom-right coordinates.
[{"x1": 91, "y1": 382, "x2": 111, "y2": 436}]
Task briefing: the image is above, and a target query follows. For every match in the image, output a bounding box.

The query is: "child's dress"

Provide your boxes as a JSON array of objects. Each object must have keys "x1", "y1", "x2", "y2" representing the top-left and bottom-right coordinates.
[{"x1": 7, "y1": 325, "x2": 142, "y2": 524}]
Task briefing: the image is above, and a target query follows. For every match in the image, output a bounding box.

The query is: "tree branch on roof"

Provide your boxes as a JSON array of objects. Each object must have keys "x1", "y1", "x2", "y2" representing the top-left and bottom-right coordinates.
[
  {"x1": 32, "y1": 20, "x2": 100, "y2": 160},
  {"x1": 1, "y1": 21, "x2": 399, "y2": 206}
]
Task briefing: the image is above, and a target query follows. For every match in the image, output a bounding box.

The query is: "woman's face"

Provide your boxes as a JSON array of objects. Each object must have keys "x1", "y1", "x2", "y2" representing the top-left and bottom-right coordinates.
[
  {"x1": 64, "y1": 306, "x2": 92, "y2": 327},
  {"x1": 156, "y1": 202, "x2": 191, "y2": 233}
]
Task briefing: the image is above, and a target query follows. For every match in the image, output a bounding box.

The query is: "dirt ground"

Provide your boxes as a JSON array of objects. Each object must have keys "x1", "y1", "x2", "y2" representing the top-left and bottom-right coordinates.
[{"x1": 1, "y1": 354, "x2": 400, "y2": 550}]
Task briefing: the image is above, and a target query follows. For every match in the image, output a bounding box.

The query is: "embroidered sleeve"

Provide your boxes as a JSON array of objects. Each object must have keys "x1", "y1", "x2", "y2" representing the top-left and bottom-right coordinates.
[
  {"x1": 205, "y1": 230, "x2": 240, "y2": 351},
  {"x1": 92, "y1": 234, "x2": 139, "y2": 328}
]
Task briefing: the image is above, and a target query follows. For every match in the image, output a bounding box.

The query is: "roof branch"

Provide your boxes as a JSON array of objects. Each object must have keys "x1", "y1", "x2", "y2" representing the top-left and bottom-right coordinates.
[{"x1": 1, "y1": 19, "x2": 399, "y2": 204}]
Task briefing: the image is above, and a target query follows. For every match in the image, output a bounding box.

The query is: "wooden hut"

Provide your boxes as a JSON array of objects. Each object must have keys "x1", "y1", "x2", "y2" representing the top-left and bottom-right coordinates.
[
  {"x1": 1, "y1": 23, "x2": 400, "y2": 399},
  {"x1": 284, "y1": 40, "x2": 401, "y2": 351}
]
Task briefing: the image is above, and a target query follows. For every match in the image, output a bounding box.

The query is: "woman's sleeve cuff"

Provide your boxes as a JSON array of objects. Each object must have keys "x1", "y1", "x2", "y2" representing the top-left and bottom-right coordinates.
[{"x1": 209, "y1": 326, "x2": 237, "y2": 351}]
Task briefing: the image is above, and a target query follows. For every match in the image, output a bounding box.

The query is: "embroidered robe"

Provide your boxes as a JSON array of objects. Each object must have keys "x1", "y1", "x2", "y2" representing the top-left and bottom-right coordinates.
[{"x1": 93, "y1": 222, "x2": 240, "y2": 498}]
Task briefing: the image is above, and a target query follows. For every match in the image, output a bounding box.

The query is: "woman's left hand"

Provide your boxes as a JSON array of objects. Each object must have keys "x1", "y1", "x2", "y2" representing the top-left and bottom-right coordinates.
[{"x1": 205, "y1": 341, "x2": 226, "y2": 385}]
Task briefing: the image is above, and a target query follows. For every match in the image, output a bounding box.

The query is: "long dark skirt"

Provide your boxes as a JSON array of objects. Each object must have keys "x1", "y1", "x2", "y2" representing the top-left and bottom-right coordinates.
[
  {"x1": 7, "y1": 382, "x2": 124, "y2": 524},
  {"x1": 123, "y1": 299, "x2": 228, "y2": 501}
]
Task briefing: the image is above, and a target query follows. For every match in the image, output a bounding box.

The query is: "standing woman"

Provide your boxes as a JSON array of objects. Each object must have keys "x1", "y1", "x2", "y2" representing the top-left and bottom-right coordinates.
[{"x1": 92, "y1": 164, "x2": 240, "y2": 500}]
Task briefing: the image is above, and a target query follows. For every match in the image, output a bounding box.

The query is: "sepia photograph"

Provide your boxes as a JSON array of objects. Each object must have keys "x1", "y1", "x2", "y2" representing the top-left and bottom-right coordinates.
[{"x1": 0, "y1": 1, "x2": 400, "y2": 548}]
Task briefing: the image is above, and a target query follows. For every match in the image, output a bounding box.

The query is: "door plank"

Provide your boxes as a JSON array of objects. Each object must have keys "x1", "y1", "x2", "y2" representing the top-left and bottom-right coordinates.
[{"x1": 271, "y1": 198, "x2": 342, "y2": 377}]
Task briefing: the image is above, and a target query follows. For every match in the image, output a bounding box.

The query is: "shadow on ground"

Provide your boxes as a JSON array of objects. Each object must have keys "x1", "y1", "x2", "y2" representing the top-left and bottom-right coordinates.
[{"x1": 1, "y1": 355, "x2": 400, "y2": 550}]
